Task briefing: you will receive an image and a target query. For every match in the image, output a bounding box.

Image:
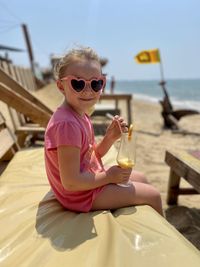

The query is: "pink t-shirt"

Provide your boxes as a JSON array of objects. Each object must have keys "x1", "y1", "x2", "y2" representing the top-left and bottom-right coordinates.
[{"x1": 44, "y1": 105, "x2": 105, "y2": 212}]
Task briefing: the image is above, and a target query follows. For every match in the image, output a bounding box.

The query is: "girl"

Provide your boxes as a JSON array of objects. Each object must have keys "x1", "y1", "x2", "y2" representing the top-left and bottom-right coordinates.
[{"x1": 44, "y1": 46, "x2": 163, "y2": 215}]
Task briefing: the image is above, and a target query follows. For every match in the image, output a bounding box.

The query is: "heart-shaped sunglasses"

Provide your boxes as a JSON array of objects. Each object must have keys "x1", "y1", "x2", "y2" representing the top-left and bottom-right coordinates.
[{"x1": 60, "y1": 75, "x2": 106, "y2": 93}]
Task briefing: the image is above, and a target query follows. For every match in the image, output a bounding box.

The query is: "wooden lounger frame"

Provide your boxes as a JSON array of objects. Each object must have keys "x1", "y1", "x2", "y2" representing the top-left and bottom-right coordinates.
[
  {"x1": 0, "y1": 64, "x2": 53, "y2": 146},
  {"x1": 0, "y1": 112, "x2": 19, "y2": 162},
  {"x1": 159, "y1": 81, "x2": 200, "y2": 130},
  {"x1": 165, "y1": 150, "x2": 200, "y2": 205},
  {"x1": 99, "y1": 94, "x2": 132, "y2": 125}
]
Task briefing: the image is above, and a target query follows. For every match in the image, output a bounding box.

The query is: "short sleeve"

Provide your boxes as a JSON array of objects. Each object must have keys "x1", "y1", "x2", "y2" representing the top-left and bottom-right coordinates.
[{"x1": 45, "y1": 121, "x2": 82, "y2": 150}]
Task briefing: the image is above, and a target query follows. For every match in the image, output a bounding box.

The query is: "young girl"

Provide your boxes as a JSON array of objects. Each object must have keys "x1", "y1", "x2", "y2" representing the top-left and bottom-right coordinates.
[{"x1": 44, "y1": 46, "x2": 163, "y2": 215}]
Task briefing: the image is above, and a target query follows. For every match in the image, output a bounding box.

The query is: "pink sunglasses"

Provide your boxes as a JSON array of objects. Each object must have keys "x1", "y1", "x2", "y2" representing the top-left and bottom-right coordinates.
[{"x1": 60, "y1": 75, "x2": 106, "y2": 93}]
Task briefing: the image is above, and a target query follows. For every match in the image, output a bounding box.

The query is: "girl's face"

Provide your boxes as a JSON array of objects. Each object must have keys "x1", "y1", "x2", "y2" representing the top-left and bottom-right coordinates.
[{"x1": 59, "y1": 59, "x2": 103, "y2": 116}]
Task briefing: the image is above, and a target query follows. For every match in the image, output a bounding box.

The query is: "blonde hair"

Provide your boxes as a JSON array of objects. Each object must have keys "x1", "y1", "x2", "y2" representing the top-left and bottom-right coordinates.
[{"x1": 54, "y1": 46, "x2": 101, "y2": 80}]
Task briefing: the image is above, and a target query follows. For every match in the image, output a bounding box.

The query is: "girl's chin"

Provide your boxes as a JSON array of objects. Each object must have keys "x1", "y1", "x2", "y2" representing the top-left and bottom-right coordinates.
[
  {"x1": 73, "y1": 104, "x2": 95, "y2": 116},
  {"x1": 79, "y1": 99, "x2": 96, "y2": 108}
]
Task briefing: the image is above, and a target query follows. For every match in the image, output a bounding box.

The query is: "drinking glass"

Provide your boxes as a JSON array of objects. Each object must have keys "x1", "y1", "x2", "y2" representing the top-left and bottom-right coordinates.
[{"x1": 117, "y1": 132, "x2": 136, "y2": 186}]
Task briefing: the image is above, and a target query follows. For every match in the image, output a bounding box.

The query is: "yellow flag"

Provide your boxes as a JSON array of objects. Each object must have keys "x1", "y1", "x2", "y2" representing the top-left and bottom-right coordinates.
[{"x1": 135, "y1": 49, "x2": 160, "y2": 64}]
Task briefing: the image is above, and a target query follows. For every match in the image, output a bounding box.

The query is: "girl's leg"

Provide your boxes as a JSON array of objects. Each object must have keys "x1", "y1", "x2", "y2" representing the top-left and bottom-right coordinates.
[
  {"x1": 129, "y1": 170, "x2": 149, "y2": 184},
  {"x1": 91, "y1": 182, "x2": 163, "y2": 216}
]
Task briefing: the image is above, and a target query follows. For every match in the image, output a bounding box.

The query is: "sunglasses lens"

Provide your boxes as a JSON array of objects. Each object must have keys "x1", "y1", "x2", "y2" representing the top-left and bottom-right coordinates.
[
  {"x1": 91, "y1": 79, "x2": 104, "y2": 92},
  {"x1": 71, "y1": 79, "x2": 85, "y2": 92}
]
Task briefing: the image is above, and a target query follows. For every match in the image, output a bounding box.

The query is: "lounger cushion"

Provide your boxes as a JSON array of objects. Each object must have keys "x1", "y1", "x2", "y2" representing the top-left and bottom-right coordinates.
[{"x1": 0, "y1": 148, "x2": 199, "y2": 266}]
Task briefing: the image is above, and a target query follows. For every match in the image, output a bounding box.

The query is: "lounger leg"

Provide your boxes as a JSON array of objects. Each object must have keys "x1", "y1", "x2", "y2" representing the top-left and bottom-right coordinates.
[
  {"x1": 167, "y1": 169, "x2": 181, "y2": 205},
  {"x1": 17, "y1": 132, "x2": 27, "y2": 147}
]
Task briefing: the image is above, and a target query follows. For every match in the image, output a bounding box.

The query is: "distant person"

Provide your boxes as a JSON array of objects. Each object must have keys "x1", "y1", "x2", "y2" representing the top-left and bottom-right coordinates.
[
  {"x1": 110, "y1": 75, "x2": 115, "y2": 94},
  {"x1": 44, "y1": 46, "x2": 163, "y2": 215}
]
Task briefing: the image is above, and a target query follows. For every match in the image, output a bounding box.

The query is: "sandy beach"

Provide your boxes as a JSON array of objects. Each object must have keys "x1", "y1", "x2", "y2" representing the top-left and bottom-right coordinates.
[
  {"x1": 132, "y1": 98, "x2": 200, "y2": 249},
  {"x1": 0, "y1": 83, "x2": 200, "y2": 249}
]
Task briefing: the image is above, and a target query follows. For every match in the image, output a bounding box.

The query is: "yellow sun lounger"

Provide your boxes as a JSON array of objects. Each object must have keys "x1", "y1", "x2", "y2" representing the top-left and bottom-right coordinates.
[{"x1": 0, "y1": 146, "x2": 200, "y2": 267}]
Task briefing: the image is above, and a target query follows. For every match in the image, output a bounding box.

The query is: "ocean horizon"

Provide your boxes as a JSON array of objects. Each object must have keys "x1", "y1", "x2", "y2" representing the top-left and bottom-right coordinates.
[{"x1": 105, "y1": 78, "x2": 200, "y2": 112}]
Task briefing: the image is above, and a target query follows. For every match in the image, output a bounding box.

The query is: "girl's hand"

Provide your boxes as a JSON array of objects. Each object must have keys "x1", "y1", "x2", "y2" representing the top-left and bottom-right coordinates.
[
  {"x1": 105, "y1": 115, "x2": 128, "y2": 141},
  {"x1": 106, "y1": 165, "x2": 132, "y2": 184}
]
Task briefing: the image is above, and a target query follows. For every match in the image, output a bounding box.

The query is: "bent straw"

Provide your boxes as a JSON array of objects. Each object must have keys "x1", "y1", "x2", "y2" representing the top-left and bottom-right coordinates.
[{"x1": 128, "y1": 124, "x2": 133, "y2": 140}]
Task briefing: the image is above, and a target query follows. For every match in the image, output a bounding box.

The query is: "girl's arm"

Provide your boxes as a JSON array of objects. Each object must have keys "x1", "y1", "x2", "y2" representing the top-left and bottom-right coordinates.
[
  {"x1": 95, "y1": 116, "x2": 128, "y2": 158},
  {"x1": 58, "y1": 145, "x2": 131, "y2": 191}
]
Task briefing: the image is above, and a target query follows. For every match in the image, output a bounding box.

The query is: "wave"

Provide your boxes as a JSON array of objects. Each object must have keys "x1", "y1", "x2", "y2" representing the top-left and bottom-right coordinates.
[{"x1": 134, "y1": 93, "x2": 200, "y2": 112}]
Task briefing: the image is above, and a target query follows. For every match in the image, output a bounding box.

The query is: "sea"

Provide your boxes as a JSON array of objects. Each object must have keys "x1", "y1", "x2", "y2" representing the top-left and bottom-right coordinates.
[{"x1": 105, "y1": 79, "x2": 200, "y2": 112}]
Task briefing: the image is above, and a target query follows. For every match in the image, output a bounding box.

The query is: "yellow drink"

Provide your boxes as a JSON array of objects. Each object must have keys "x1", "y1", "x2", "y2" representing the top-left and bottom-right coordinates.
[{"x1": 117, "y1": 158, "x2": 135, "y2": 168}]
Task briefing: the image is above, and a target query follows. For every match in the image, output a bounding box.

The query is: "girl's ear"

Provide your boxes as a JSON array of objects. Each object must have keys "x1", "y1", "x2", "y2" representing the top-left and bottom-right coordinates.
[{"x1": 57, "y1": 80, "x2": 65, "y2": 94}]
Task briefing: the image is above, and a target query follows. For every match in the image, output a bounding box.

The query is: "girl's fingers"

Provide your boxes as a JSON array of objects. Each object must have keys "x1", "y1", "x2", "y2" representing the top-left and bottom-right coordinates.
[
  {"x1": 114, "y1": 116, "x2": 128, "y2": 127},
  {"x1": 114, "y1": 115, "x2": 120, "y2": 120},
  {"x1": 111, "y1": 116, "x2": 129, "y2": 134}
]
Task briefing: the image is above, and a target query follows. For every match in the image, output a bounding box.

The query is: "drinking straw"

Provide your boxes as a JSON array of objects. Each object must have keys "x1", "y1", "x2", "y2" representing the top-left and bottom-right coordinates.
[
  {"x1": 115, "y1": 117, "x2": 123, "y2": 134},
  {"x1": 106, "y1": 113, "x2": 123, "y2": 133}
]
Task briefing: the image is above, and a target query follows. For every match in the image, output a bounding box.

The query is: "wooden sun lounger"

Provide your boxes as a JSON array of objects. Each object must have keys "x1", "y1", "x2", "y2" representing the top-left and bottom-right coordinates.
[
  {"x1": 0, "y1": 66, "x2": 53, "y2": 146},
  {"x1": 0, "y1": 82, "x2": 51, "y2": 126},
  {"x1": 159, "y1": 81, "x2": 200, "y2": 130},
  {"x1": 0, "y1": 113, "x2": 200, "y2": 266},
  {"x1": 165, "y1": 150, "x2": 200, "y2": 205}
]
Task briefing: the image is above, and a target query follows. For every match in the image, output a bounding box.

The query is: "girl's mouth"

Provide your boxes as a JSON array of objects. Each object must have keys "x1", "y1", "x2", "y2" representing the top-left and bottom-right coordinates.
[{"x1": 79, "y1": 98, "x2": 95, "y2": 102}]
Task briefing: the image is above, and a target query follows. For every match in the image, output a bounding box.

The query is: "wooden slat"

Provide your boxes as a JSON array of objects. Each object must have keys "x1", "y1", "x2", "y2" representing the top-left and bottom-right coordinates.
[
  {"x1": 177, "y1": 188, "x2": 199, "y2": 195},
  {"x1": 0, "y1": 112, "x2": 5, "y2": 126},
  {"x1": 16, "y1": 126, "x2": 45, "y2": 133},
  {"x1": 0, "y1": 128, "x2": 15, "y2": 158},
  {"x1": 1, "y1": 61, "x2": 10, "y2": 74},
  {"x1": 13, "y1": 65, "x2": 22, "y2": 83},
  {"x1": 7, "y1": 107, "x2": 18, "y2": 131},
  {"x1": 92, "y1": 108, "x2": 120, "y2": 117},
  {"x1": 7, "y1": 63, "x2": 17, "y2": 81},
  {"x1": 2, "y1": 63, "x2": 39, "y2": 128},
  {"x1": 17, "y1": 66, "x2": 26, "y2": 88},
  {"x1": 2, "y1": 63, "x2": 27, "y2": 131},
  {"x1": 21, "y1": 67, "x2": 29, "y2": 89},
  {"x1": 1, "y1": 62, "x2": 28, "y2": 130},
  {"x1": 0, "y1": 83, "x2": 51, "y2": 127},
  {"x1": 22, "y1": 67, "x2": 36, "y2": 90},
  {"x1": 25, "y1": 68, "x2": 36, "y2": 90}
]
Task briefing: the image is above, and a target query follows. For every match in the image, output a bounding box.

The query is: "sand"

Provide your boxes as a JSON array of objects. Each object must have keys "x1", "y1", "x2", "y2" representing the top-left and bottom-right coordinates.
[
  {"x1": 132, "y1": 98, "x2": 200, "y2": 249},
  {"x1": 1, "y1": 83, "x2": 200, "y2": 249}
]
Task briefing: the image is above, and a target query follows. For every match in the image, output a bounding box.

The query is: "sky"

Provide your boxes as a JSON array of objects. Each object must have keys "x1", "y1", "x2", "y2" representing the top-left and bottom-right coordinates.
[{"x1": 0, "y1": 0, "x2": 200, "y2": 80}]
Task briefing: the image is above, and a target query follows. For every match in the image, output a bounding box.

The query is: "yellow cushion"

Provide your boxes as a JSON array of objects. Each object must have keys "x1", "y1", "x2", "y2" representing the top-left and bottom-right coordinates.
[{"x1": 0, "y1": 148, "x2": 199, "y2": 266}]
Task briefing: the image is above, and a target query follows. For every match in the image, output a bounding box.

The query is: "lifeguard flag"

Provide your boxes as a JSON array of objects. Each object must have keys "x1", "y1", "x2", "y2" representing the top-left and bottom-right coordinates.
[{"x1": 135, "y1": 49, "x2": 160, "y2": 64}]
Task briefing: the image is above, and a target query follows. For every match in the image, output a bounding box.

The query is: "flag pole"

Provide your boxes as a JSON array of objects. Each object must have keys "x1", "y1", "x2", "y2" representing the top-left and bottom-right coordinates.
[
  {"x1": 158, "y1": 49, "x2": 170, "y2": 99},
  {"x1": 159, "y1": 51, "x2": 165, "y2": 82}
]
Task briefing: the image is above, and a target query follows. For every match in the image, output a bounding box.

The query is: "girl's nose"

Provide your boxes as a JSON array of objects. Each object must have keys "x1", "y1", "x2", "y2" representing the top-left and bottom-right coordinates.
[{"x1": 84, "y1": 83, "x2": 93, "y2": 93}]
